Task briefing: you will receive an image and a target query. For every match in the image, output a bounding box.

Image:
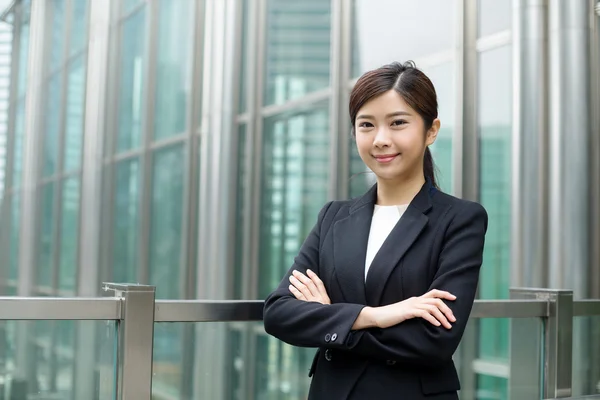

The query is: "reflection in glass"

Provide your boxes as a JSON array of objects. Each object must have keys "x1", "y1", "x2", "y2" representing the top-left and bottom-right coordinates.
[
  {"x1": 477, "y1": 46, "x2": 512, "y2": 396},
  {"x1": 59, "y1": 177, "x2": 80, "y2": 291},
  {"x1": 152, "y1": 323, "x2": 184, "y2": 398},
  {"x1": 259, "y1": 104, "x2": 329, "y2": 299},
  {"x1": 478, "y1": 0, "x2": 511, "y2": 38},
  {"x1": 149, "y1": 145, "x2": 184, "y2": 299},
  {"x1": 64, "y1": 55, "x2": 86, "y2": 171},
  {"x1": 38, "y1": 183, "x2": 56, "y2": 287},
  {"x1": 455, "y1": 317, "x2": 541, "y2": 399},
  {"x1": 112, "y1": 158, "x2": 140, "y2": 284},
  {"x1": 48, "y1": 0, "x2": 66, "y2": 72},
  {"x1": 43, "y1": 75, "x2": 61, "y2": 177},
  {"x1": 352, "y1": 0, "x2": 455, "y2": 77},
  {"x1": 117, "y1": 9, "x2": 146, "y2": 152},
  {"x1": 0, "y1": 321, "x2": 117, "y2": 399},
  {"x1": 70, "y1": 0, "x2": 89, "y2": 56},
  {"x1": 154, "y1": 0, "x2": 193, "y2": 140},
  {"x1": 264, "y1": 0, "x2": 331, "y2": 105},
  {"x1": 572, "y1": 317, "x2": 600, "y2": 396}
]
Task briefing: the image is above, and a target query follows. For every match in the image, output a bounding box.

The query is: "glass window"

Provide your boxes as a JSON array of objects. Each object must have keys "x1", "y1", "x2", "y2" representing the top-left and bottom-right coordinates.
[
  {"x1": 477, "y1": 45, "x2": 512, "y2": 369},
  {"x1": 38, "y1": 183, "x2": 56, "y2": 287},
  {"x1": 422, "y1": 62, "x2": 454, "y2": 193},
  {"x1": 112, "y1": 158, "x2": 140, "y2": 284},
  {"x1": 153, "y1": 0, "x2": 193, "y2": 140},
  {"x1": 58, "y1": 177, "x2": 80, "y2": 291},
  {"x1": 149, "y1": 145, "x2": 184, "y2": 299},
  {"x1": 123, "y1": 0, "x2": 143, "y2": 16},
  {"x1": 48, "y1": 0, "x2": 66, "y2": 73},
  {"x1": 16, "y1": 4, "x2": 30, "y2": 98},
  {"x1": 64, "y1": 55, "x2": 86, "y2": 171},
  {"x1": 352, "y1": 0, "x2": 455, "y2": 77},
  {"x1": 264, "y1": 0, "x2": 331, "y2": 106},
  {"x1": 12, "y1": 100, "x2": 25, "y2": 188},
  {"x1": 117, "y1": 9, "x2": 146, "y2": 152},
  {"x1": 9, "y1": 195, "x2": 20, "y2": 281},
  {"x1": 259, "y1": 104, "x2": 329, "y2": 298},
  {"x1": 238, "y1": 0, "x2": 249, "y2": 114},
  {"x1": 234, "y1": 124, "x2": 248, "y2": 298},
  {"x1": 69, "y1": 0, "x2": 89, "y2": 56},
  {"x1": 43, "y1": 75, "x2": 61, "y2": 177},
  {"x1": 478, "y1": 0, "x2": 511, "y2": 38}
]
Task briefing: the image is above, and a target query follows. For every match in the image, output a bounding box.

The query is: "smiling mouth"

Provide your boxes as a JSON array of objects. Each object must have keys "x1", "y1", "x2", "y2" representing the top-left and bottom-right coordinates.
[{"x1": 373, "y1": 154, "x2": 399, "y2": 163}]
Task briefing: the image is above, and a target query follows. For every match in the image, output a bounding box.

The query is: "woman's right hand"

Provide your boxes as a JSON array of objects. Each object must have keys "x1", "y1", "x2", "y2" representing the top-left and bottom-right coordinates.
[{"x1": 373, "y1": 289, "x2": 457, "y2": 329}]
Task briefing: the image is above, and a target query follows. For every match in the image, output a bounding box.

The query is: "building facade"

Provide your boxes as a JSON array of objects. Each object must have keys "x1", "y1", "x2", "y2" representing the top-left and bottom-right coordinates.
[{"x1": 0, "y1": 0, "x2": 598, "y2": 399}]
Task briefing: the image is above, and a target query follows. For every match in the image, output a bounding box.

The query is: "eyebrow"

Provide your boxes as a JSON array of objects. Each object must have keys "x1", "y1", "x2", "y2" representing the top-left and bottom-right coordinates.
[{"x1": 356, "y1": 111, "x2": 412, "y2": 120}]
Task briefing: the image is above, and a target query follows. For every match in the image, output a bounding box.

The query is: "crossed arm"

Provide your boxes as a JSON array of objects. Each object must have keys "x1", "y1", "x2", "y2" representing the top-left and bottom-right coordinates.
[{"x1": 263, "y1": 202, "x2": 488, "y2": 367}]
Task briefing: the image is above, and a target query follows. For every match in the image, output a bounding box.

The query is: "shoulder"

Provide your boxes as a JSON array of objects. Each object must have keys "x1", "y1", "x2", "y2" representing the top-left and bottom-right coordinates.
[{"x1": 431, "y1": 190, "x2": 488, "y2": 227}]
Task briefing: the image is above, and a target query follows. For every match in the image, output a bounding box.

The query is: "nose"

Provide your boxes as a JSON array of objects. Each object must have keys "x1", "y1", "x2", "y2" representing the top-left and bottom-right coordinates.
[{"x1": 373, "y1": 127, "x2": 392, "y2": 148}]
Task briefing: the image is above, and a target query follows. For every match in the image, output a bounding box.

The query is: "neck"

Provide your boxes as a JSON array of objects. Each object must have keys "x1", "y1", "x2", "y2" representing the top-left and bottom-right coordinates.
[{"x1": 376, "y1": 174, "x2": 426, "y2": 206}]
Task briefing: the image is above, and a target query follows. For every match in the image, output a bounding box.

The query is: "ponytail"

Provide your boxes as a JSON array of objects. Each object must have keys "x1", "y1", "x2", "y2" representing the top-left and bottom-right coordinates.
[{"x1": 423, "y1": 147, "x2": 438, "y2": 189}]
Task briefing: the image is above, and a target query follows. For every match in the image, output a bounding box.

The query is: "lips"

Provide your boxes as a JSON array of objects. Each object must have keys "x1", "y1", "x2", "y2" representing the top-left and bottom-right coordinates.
[{"x1": 373, "y1": 153, "x2": 399, "y2": 163}]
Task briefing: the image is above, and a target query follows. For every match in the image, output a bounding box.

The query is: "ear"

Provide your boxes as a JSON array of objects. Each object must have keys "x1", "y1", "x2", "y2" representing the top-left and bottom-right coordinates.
[{"x1": 425, "y1": 118, "x2": 440, "y2": 146}]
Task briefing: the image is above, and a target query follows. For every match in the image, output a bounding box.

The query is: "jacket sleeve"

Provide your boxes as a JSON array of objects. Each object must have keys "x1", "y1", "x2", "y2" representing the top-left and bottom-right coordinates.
[
  {"x1": 343, "y1": 202, "x2": 488, "y2": 367},
  {"x1": 263, "y1": 202, "x2": 366, "y2": 349}
]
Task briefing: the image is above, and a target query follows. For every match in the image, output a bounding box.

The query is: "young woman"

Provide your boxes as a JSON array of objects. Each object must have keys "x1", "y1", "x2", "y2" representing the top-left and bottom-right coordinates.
[{"x1": 263, "y1": 61, "x2": 488, "y2": 400}]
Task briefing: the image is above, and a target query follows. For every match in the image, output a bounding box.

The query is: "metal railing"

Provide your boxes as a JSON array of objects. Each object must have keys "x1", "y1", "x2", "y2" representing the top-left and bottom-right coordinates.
[{"x1": 0, "y1": 284, "x2": 598, "y2": 400}]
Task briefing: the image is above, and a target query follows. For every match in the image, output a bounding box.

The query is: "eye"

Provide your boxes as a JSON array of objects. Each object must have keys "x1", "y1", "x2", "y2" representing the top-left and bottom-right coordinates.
[
  {"x1": 358, "y1": 121, "x2": 373, "y2": 128},
  {"x1": 391, "y1": 119, "x2": 407, "y2": 126}
]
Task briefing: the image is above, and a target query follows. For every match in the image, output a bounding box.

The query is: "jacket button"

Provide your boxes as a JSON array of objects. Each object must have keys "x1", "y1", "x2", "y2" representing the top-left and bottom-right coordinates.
[
  {"x1": 324, "y1": 333, "x2": 331, "y2": 342},
  {"x1": 331, "y1": 333, "x2": 338, "y2": 342},
  {"x1": 325, "y1": 349, "x2": 332, "y2": 361},
  {"x1": 386, "y1": 360, "x2": 397, "y2": 366}
]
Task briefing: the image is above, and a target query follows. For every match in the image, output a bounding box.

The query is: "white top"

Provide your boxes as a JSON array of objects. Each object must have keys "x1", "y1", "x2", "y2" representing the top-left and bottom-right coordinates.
[{"x1": 364, "y1": 204, "x2": 409, "y2": 280}]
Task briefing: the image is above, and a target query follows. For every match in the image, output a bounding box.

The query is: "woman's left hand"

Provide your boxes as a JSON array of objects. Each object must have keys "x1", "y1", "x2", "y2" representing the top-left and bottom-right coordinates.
[{"x1": 288, "y1": 269, "x2": 331, "y2": 305}]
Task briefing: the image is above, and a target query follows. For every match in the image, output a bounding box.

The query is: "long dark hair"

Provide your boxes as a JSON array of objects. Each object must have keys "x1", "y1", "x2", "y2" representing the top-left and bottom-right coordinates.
[{"x1": 349, "y1": 61, "x2": 439, "y2": 188}]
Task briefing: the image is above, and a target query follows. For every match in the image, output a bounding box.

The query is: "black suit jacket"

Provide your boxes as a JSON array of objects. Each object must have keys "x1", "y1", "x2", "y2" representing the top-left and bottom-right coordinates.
[{"x1": 263, "y1": 181, "x2": 488, "y2": 400}]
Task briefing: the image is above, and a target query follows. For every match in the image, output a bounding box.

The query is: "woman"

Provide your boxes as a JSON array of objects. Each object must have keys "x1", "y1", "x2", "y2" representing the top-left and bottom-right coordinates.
[{"x1": 263, "y1": 61, "x2": 488, "y2": 400}]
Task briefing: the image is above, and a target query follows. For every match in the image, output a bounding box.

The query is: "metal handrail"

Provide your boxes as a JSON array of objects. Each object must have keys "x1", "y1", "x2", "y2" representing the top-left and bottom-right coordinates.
[
  {"x1": 0, "y1": 297, "x2": 596, "y2": 322},
  {"x1": 0, "y1": 297, "x2": 122, "y2": 320}
]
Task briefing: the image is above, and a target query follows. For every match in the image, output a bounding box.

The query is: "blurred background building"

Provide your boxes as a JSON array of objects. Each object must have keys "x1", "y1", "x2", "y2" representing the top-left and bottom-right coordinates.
[{"x1": 0, "y1": 0, "x2": 597, "y2": 399}]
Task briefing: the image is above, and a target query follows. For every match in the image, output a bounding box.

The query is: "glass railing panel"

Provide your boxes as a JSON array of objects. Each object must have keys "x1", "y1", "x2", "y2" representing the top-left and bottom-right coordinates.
[
  {"x1": 572, "y1": 316, "x2": 600, "y2": 397},
  {"x1": 0, "y1": 320, "x2": 117, "y2": 399},
  {"x1": 454, "y1": 317, "x2": 544, "y2": 400},
  {"x1": 151, "y1": 321, "x2": 316, "y2": 400}
]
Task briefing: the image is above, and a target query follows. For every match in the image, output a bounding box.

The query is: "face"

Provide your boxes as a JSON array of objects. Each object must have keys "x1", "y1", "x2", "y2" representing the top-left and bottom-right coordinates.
[{"x1": 354, "y1": 90, "x2": 440, "y2": 183}]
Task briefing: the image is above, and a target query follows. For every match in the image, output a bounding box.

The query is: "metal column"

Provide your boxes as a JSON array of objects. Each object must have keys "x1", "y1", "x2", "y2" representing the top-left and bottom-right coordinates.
[
  {"x1": 103, "y1": 283, "x2": 156, "y2": 400},
  {"x1": 74, "y1": 1, "x2": 113, "y2": 398},
  {"x1": 511, "y1": 0, "x2": 549, "y2": 289}
]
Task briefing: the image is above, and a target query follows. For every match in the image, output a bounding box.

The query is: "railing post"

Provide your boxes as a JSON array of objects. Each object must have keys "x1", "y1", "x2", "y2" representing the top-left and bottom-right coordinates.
[
  {"x1": 103, "y1": 283, "x2": 156, "y2": 400},
  {"x1": 510, "y1": 288, "x2": 573, "y2": 399}
]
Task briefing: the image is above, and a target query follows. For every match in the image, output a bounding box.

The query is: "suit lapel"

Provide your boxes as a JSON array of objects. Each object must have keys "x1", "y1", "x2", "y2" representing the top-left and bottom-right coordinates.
[
  {"x1": 332, "y1": 186, "x2": 377, "y2": 304},
  {"x1": 363, "y1": 181, "x2": 434, "y2": 306},
  {"x1": 364, "y1": 206, "x2": 428, "y2": 305}
]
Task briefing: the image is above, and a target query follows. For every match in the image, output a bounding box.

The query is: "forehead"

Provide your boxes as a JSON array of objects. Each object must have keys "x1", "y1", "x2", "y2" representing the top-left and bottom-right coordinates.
[{"x1": 358, "y1": 90, "x2": 412, "y2": 114}]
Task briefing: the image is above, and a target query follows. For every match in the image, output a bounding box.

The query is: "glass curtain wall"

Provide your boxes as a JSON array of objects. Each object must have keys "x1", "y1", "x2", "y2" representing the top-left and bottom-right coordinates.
[
  {"x1": 28, "y1": 0, "x2": 91, "y2": 396},
  {"x1": 475, "y1": 1, "x2": 513, "y2": 398},
  {"x1": 0, "y1": 0, "x2": 30, "y2": 295},
  {"x1": 101, "y1": 0, "x2": 200, "y2": 397}
]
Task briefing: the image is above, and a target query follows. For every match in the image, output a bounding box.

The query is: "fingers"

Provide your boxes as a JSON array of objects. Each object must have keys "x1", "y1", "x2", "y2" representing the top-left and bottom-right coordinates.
[
  {"x1": 289, "y1": 284, "x2": 306, "y2": 300},
  {"x1": 291, "y1": 270, "x2": 320, "y2": 298},
  {"x1": 422, "y1": 298, "x2": 456, "y2": 324},
  {"x1": 422, "y1": 304, "x2": 452, "y2": 329},
  {"x1": 306, "y1": 269, "x2": 329, "y2": 297},
  {"x1": 289, "y1": 274, "x2": 314, "y2": 300},
  {"x1": 423, "y1": 289, "x2": 456, "y2": 301}
]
